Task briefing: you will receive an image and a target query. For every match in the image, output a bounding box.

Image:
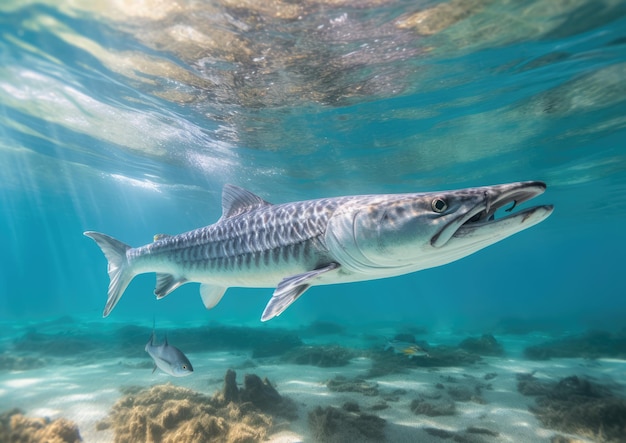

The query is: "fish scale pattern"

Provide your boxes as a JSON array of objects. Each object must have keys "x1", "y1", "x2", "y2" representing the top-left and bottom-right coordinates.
[{"x1": 132, "y1": 197, "x2": 351, "y2": 272}]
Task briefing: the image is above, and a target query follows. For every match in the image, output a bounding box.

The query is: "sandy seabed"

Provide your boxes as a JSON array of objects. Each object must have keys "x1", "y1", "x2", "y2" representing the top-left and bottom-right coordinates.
[{"x1": 2, "y1": 337, "x2": 625, "y2": 443}]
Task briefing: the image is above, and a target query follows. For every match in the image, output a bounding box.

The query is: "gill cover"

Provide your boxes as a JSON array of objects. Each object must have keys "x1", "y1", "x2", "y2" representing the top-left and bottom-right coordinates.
[
  {"x1": 324, "y1": 199, "x2": 379, "y2": 273},
  {"x1": 324, "y1": 195, "x2": 443, "y2": 272}
]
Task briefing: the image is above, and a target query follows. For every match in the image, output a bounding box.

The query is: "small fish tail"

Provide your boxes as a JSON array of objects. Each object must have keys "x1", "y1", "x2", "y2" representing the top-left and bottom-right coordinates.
[{"x1": 84, "y1": 231, "x2": 135, "y2": 317}]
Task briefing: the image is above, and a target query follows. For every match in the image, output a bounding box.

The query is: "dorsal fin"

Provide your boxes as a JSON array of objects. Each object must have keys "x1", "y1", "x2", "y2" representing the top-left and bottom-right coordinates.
[{"x1": 220, "y1": 184, "x2": 271, "y2": 220}]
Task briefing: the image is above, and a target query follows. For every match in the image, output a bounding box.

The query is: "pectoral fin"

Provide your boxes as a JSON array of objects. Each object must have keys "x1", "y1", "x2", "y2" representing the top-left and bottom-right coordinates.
[
  {"x1": 200, "y1": 284, "x2": 227, "y2": 309},
  {"x1": 155, "y1": 273, "x2": 187, "y2": 299},
  {"x1": 261, "y1": 263, "x2": 339, "y2": 321}
]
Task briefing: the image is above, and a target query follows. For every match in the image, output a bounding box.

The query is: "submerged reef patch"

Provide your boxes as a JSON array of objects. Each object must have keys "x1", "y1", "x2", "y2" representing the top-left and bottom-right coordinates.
[
  {"x1": 410, "y1": 397, "x2": 457, "y2": 417},
  {"x1": 458, "y1": 334, "x2": 505, "y2": 356},
  {"x1": 100, "y1": 369, "x2": 296, "y2": 442},
  {"x1": 0, "y1": 353, "x2": 47, "y2": 371},
  {"x1": 367, "y1": 343, "x2": 481, "y2": 377},
  {"x1": 326, "y1": 375, "x2": 380, "y2": 396},
  {"x1": 10, "y1": 321, "x2": 303, "y2": 363},
  {"x1": 523, "y1": 330, "x2": 626, "y2": 360},
  {"x1": 365, "y1": 332, "x2": 493, "y2": 378},
  {"x1": 227, "y1": 370, "x2": 298, "y2": 421},
  {"x1": 281, "y1": 344, "x2": 356, "y2": 367},
  {"x1": 517, "y1": 373, "x2": 626, "y2": 442},
  {"x1": 308, "y1": 405, "x2": 386, "y2": 443},
  {"x1": 12, "y1": 331, "x2": 96, "y2": 357},
  {"x1": 0, "y1": 408, "x2": 82, "y2": 443},
  {"x1": 411, "y1": 374, "x2": 492, "y2": 417}
]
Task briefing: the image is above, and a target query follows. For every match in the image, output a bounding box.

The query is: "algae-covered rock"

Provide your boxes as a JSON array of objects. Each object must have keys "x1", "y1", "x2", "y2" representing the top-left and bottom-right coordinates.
[
  {"x1": 220, "y1": 368, "x2": 240, "y2": 404},
  {"x1": 518, "y1": 373, "x2": 626, "y2": 442},
  {"x1": 103, "y1": 370, "x2": 297, "y2": 442},
  {"x1": 215, "y1": 369, "x2": 297, "y2": 420},
  {"x1": 369, "y1": 401, "x2": 389, "y2": 411},
  {"x1": 366, "y1": 343, "x2": 481, "y2": 377},
  {"x1": 326, "y1": 375, "x2": 379, "y2": 396},
  {"x1": 240, "y1": 373, "x2": 298, "y2": 420},
  {"x1": 103, "y1": 383, "x2": 271, "y2": 443},
  {"x1": 0, "y1": 408, "x2": 82, "y2": 443},
  {"x1": 516, "y1": 372, "x2": 554, "y2": 396},
  {"x1": 410, "y1": 397, "x2": 456, "y2": 416},
  {"x1": 342, "y1": 401, "x2": 360, "y2": 413},
  {"x1": 458, "y1": 334, "x2": 504, "y2": 356},
  {"x1": 410, "y1": 374, "x2": 491, "y2": 418},
  {"x1": 447, "y1": 385, "x2": 485, "y2": 403},
  {"x1": 308, "y1": 405, "x2": 385, "y2": 442}
]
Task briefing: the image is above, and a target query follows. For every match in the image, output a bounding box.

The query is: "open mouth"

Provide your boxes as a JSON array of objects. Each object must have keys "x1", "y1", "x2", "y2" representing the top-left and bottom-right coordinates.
[
  {"x1": 460, "y1": 182, "x2": 548, "y2": 228},
  {"x1": 432, "y1": 181, "x2": 553, "y2": 247}
]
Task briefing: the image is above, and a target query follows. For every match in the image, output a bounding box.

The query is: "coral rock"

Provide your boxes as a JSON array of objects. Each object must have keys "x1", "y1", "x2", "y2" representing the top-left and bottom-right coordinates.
[
  {"x1": 308, "y1": 406, "x2": 385, "y2": 443},
  {"x1": 518, "y1": 373, "x2": 626, "y2": 442},
  {"x1": 458, "y1": 334, "x2": 504, "y2": 356},
  {"x1": 0, "y1": 408, "x2": 81, "y2": 443},
  {"x1": 103, "y1": 370, "x2": 297, "y2": 442}
]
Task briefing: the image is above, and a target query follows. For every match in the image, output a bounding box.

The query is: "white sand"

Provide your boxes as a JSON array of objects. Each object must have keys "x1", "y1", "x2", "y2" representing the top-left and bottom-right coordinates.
[{"x1": 1, "y1": 340, "x2": 625, "y2": 442}]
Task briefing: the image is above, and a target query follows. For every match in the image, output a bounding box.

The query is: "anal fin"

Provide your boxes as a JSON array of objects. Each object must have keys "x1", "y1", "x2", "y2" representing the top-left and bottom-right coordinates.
[
  {"x1": 261, "y1": 263, "x2": 339, "y2": 321},
  {"x1": 200, "y1": 284, "x2": 227, "y2": 309},
  {"x1": 155, "y1": 273, "x2": 187, "y2": 299}
]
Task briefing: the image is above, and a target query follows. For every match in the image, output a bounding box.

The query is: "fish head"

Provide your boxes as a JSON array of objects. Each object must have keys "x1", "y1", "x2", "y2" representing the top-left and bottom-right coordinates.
[
  {"x1": 326, "y1": 181, "x2": 553, "y2": 274},
  {"x1": 157, "y1": 353, "x2": 193, "y2": 377},
  {"x1": 170, "y1": 358, "x2": 194, "y2": 377}
]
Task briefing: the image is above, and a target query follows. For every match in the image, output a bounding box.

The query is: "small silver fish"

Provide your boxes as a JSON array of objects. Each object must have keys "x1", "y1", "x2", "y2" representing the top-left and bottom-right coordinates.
[
  {"x1": 385, "y1": 340, "x2": 430, "y2": 358},
  {"x1": 145, "y1": 332, "x2": 193, "y2": 377}
]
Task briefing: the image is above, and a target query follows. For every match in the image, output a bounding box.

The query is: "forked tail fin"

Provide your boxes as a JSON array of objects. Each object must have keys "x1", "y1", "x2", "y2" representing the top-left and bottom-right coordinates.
[{"x1": 84, "y1": 231, "x2": 135, "y2": 317}]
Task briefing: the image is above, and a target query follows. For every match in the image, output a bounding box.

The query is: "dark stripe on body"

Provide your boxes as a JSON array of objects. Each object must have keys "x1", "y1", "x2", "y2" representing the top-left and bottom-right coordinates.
[{"x1": 130, "y1": 197, "x2": 354, "y2": 272}]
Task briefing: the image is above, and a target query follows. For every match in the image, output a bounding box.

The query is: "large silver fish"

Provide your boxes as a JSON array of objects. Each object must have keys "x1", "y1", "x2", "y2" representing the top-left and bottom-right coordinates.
[{"x1": 85, "y1": 181, "x2": 553, "y2": 321}]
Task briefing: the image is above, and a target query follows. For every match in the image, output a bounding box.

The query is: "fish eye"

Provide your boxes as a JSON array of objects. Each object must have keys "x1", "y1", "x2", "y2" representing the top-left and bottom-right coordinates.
[{"x1": 431, "y1": 198, "x2": 447, "y2": 213}]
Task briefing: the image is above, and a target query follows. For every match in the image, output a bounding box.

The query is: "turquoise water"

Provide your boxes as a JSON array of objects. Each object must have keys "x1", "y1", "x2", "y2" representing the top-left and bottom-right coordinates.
[{"x1": 1, "y1": 1, "x2": 626, "y2": 442}]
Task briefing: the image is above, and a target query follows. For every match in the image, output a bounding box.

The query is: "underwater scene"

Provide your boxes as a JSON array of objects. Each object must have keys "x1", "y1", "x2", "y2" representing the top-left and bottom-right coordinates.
[{"x1": 1, "y1": 0, "x2": 626, "y2": 442}]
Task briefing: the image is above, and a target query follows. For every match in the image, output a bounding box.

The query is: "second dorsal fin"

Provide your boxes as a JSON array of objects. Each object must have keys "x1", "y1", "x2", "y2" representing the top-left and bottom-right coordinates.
[{"x1": 220, "y1": 184, "x2": 271, "y2": 220}]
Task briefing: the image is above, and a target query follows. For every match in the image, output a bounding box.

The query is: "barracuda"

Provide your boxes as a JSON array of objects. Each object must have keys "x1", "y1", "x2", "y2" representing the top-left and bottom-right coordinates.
[{"x1": 85, "y1": 181, "x2": 553, "y2": 321}]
